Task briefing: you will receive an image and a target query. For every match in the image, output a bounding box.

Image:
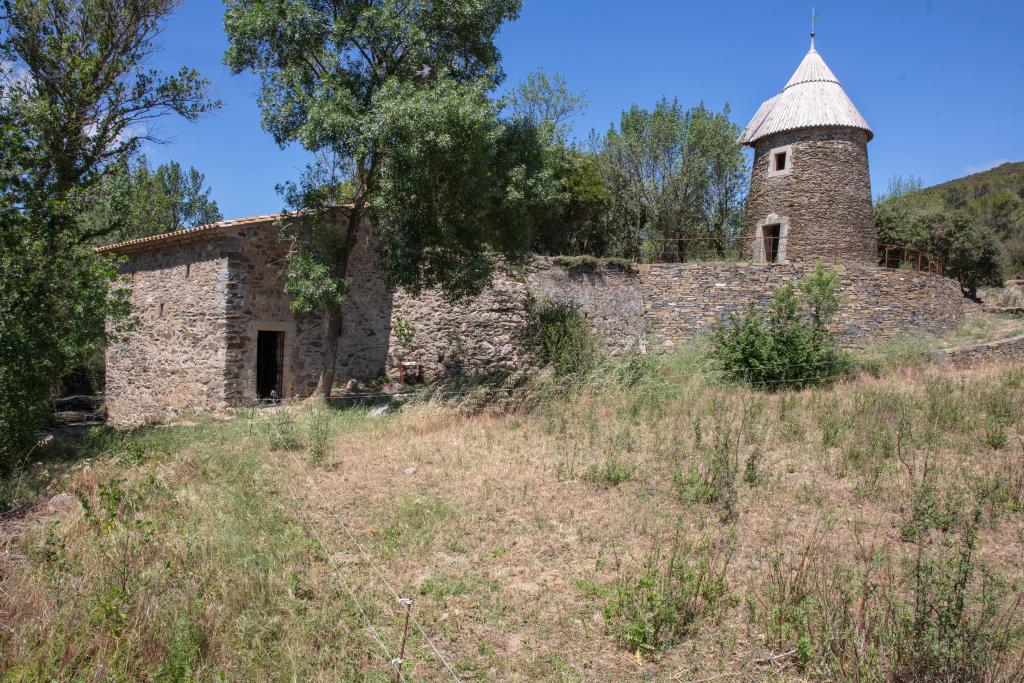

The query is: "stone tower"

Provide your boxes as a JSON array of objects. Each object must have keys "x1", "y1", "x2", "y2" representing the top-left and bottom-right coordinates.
[{"x1": 739, "y1": 34, "x2": 876, "y2": 264}]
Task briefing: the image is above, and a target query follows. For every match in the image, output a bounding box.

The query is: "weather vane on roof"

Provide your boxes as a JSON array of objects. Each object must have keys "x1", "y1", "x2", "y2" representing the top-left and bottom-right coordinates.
[{"x1": 811, "y1": 7, "x2": 818, "y2": 49}]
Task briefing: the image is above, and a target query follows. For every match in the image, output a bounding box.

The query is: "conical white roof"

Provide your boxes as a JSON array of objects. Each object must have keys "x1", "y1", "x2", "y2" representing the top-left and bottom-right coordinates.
[{"x1": 739, "y1": 38, "x2": 872, "y2": 146}]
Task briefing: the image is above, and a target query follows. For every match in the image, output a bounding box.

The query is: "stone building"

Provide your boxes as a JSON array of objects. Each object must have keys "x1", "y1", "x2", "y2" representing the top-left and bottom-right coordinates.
[
  {"x1": 739, "y1": 34, "x2": 876, "y2": 264},
  {"x1": 98, "y1": 33, "x2": 968, "y2": 426},
  {"x1": 100, "y1": 209, "x2": 964, "y2": 426},
  {"x1": 98, "y1": 214, "x2": 391, "y2": 424}
]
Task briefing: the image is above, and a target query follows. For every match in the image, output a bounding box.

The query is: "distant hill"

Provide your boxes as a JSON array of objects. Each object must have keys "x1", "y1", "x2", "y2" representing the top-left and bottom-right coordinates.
[
  {"x1": 926, "y1": 161, "x2": 1024, "y2": 205},
  {"x1": 875, "y1": 161, "x2": 1024, "y2": 278}
]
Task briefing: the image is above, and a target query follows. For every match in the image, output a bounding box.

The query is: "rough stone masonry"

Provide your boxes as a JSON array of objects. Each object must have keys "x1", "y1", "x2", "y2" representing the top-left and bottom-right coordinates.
[{"x1": 101, "y1": 217, "x2": 965, "y2": 426}]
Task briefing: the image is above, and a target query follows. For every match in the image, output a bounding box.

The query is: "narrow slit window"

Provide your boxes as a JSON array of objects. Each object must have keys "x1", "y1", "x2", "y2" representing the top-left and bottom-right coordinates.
[
  {"x1": 185, "y1": 263, "x2": 191, "y2": 278},
  {"x1": 159, "y1": 302, "x2": 165, "y2": 318},
  {"x1": 774, "y1": 151, "x2": 787, "y2": 172}
]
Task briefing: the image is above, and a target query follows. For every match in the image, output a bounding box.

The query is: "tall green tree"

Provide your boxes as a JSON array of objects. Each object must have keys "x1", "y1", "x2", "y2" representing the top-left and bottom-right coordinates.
[
  {"x1": 942, "y1": 215, "x2": 1004, "y2": 299},
  {"x1": 224, "y1": 0, "x2": 555, "y2": 396},
  {"x1": 598, "y1": 99, "x2": 747, "y2": 260},
  {"x1": 503, "y1": 70, "x2": 621, "y2": 257},
  {"x1": 530, "y1": 149, "x2": 616, "y2": 257},
  {"x1": 875, "y1": 162, "x2": 1024, "y2": 279},
  {"x1": 876, "y1": 193, "x2": 1005, "y2": 294},
  {"x1": 507, "y1": 69, "x2": 586, "y2": 141},
  {"x1": 81, "y1": 156, "x2": 223, "y2": 243},
  {"x1": 0, "y1": 0, "x2": 214, "y2": 463}
]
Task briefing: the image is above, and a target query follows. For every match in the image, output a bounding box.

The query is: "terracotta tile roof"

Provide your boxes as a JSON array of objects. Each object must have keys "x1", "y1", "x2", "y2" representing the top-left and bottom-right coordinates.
[{"x1": 94, "y1": 213, "x2": 285, "y2": 255}]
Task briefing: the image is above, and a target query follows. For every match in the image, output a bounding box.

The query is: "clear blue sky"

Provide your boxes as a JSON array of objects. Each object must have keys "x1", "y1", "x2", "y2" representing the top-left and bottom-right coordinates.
[{"x1": 144, "y1": 0, "x2": 1024, "y2": 220}]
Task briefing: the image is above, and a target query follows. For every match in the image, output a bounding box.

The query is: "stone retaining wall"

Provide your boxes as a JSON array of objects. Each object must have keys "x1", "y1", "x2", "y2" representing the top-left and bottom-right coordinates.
[
  {"x1": 639, "y1": 262, "x2": 965, "y2": 349},
  {"x1": 937, "y1": 335, "x2": 1024, "y2": 367},
  {"x1": 105, "y1": 220, "x2": 969, "y2": 425},
  {"x1": 387, "y1": 259, "x2": 647, "y2": 378}
]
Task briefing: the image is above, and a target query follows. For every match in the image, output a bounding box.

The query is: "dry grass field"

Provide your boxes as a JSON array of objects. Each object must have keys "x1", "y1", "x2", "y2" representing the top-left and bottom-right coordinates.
[{"x1": 4, "y1": 349, "x2": 1024, "y2": 681}]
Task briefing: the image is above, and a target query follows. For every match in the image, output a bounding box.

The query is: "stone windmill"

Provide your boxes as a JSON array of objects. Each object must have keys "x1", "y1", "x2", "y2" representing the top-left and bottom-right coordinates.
[{"x1": 739, "y1": 30, "x2": 876, "y2": 264}]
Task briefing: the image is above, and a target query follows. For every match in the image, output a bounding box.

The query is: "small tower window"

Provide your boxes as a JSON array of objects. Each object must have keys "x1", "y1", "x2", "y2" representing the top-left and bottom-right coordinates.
[
  {"x1": 159, "y1": 302, "x2": 165, "y2": 318},
  {"x1": 767, "y1": 144, "x2": 794, "y2": 177},
  {"x1": 185, "y1": 263, "x2": 191, "y2": 278}
]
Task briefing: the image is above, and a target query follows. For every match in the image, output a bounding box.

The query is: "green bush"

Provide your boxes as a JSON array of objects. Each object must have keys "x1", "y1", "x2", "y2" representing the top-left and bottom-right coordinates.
[
  {"x1": 604, "y1": 535, "x2": 734, "y2": 653},
  {"x1": 583, "y1": 457, "x2": 634, "y2": 487},
  {"x1": 709, "y1": 266, "x2": 853, "y2": 391},
  {"x1": 527, "y1": 297, "x2": 599, "y2": 376}
]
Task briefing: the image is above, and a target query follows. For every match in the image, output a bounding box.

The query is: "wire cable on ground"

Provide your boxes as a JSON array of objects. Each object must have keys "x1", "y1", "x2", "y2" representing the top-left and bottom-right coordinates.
[
  {"x1": 244, "y1": 353, "x2": 917, "y2": 679},
  {"x1": 249, "y1": 415, "x2": 408, "y2": 682},
  {"x1": 258, "y1": 411, "x2": 461, "y2": 681}
]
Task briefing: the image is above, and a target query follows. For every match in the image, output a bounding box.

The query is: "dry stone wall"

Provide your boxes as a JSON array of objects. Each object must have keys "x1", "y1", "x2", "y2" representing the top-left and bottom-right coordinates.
[
  {"x1": 107, "y1": 226, "x2": 968, "y2": 425},
  {"x1": 937, "y1": 335, "x2": 1024, "y2": 367},
  {"x1": 640, "y1": 262, "x2": 964, "y2": 348},
  {"x1": 106, "y1": 240, "x2": 229, "y2": 426},
  {"x1": 387, "y1": 259, "x2": 647, "y2": 378}
]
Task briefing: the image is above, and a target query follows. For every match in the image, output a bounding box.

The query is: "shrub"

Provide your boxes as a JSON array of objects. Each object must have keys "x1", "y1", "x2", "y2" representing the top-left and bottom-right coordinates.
[
  {"x1": 896, "y1": 507, "x2": 1023, "y2": 681},
  {"x1": 604, "y1": 534, "x2": 734, "y2": 653},
  {"x1": 673, "y1": 423, "x2": 740, "y2": 521},
  {"x1": 392, "y1": 315, "x2": 416, "y2": 349},
  {"x1": 306, "y1": 403, "x2": 331, "y2": 465},
  {"x1": 583, "y1": 457, "x2": 634, "y2": 487},
  {"x1": 743, "y1": 448, "x2": 762, "y2": 486},
  {"x1": 264, "y1": 411, "x2": 301, "y2": 451},
  {"x1": 552, "y1": 255, "x2": 635, "y2": 272},
  {"x1": 752, "y1": 509, "x2": 1024, "y2": 681},
  {"x1": 709, "y1": 265, "x2": 853, "y2": 390},
  {"x1": 527, "y1": 297, "x2": 599, "y2": 376}
]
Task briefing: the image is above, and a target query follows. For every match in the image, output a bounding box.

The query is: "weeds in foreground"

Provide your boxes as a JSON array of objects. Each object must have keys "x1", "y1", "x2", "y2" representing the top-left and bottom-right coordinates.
[
  {"x1": 265, "y1": 410, "x2": 301, "y2": 451},
  {"x1": 604, "y1": 531, "x2": 735, "y2": 654},
  {"x1": 6, "y1": 355, "x2": 1024, "y2": 680},
  {"x1": 306, "y1": 401, "x2": 331, "y2": 465},
  {"x1": 0, "y1": 420, "x2": 387, "y2": 680},
  {"x1": 752, "y1": 508, "x2": 1024, "y2": 682},
  {"x1": 673, "y1": 419, "x2": 741, "y2": 521},
  {"x1": 583, "y1": 457, "x2": 634, "y2": 487}
]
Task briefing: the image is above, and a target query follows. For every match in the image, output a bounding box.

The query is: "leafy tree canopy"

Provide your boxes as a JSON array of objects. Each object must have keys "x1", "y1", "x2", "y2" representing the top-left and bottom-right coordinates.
[
  {"x1": 81, "y1": 156, "x2": 223, "y2": 243},
  {"x1": 596, "y1": 98, "x2": 748, "y2": 260},
  {"x1": 0, "y1": 0, "x2": 215, "y2": 463},
  {"x1": 506, "y1": 69, "x2": 587, "y2": 141},
  {"x1": 223, "y1": 0, "x2": 558, "y2": 395},
  {"x1": 875, "y1": 161, "x2": 1024, "y2": 282}
]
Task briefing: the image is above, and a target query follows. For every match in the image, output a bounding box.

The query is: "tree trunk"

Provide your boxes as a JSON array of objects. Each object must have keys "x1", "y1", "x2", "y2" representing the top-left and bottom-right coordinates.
[
  {"x1": 315, "y1": 308, "x2": 343, "y2": 398},
  {"x1": 312, "y1": 207, "x2": 365, "y2": 399}
]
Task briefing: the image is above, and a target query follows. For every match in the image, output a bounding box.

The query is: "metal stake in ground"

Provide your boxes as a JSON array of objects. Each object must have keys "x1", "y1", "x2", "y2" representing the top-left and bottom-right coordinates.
[{"x1": 394, "y1": 597, "x2": 413, "y2": 683}]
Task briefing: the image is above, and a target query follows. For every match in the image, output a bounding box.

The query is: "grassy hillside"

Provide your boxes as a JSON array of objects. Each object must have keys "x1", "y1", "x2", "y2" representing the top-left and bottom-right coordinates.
[
  {"x1": 928, "y1": 161, "x2": 1024, "y2": 200},
  {"x1": 4, "y1": 341, "x2": 1024, "y2": 680}
]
